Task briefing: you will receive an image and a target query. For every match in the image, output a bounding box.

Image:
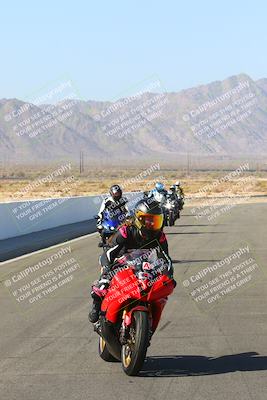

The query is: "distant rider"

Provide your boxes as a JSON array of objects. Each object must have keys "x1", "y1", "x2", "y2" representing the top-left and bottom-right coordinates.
[
  {"x1": 148, "y1": 182, "x2": 168, "y2": 206},
  {"x1": 174, "y1": 181, "x2": 184, "y2": 208},
  {"x1": 97, "y1": 185, "x2": 129, "y2": 241},
  {"x1": 167, "y1": 185, "x2": 180, "y2": 218},
  {"x1": 174, "y1": 181, "x2": 184, "y2": 198},
  {"x1": 168, "y1": 185, "x2": 179, "y2": 202}
]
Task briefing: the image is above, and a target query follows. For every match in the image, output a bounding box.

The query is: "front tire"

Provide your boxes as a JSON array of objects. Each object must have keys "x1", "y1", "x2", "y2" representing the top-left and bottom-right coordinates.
[
  {"x1": 169, "y1": 212, "x2": 175, "y2": 226},
  {"x1": 121, "y1": 311, "x2": 149, "y2": 376},
  {"x1": 98, "y1": 336, "x2": 117, "y2": 362}
]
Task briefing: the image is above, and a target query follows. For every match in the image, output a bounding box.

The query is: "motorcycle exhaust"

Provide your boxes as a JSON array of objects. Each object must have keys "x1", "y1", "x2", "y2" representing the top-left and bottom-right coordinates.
[{"x1": 100, "y1": 318, "x2": 121, "y2": 360}]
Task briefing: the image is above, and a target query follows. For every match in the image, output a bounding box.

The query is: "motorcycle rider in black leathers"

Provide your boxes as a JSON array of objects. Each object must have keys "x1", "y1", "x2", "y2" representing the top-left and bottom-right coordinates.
[
  {"x1": 168, "y1": 185, "x2": 179, "y2": 202},
  {"x1": 89, "y1": 198, "x2": 173, "y2": 323},
  {"x1": 167, "y1": 185, "x2": 180, "y2": 219}
]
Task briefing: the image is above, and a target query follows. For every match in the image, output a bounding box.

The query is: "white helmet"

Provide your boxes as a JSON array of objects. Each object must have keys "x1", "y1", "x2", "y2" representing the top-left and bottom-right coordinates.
[{"x1": 175, "y1": 181, "x2": 181, "y2": 186}]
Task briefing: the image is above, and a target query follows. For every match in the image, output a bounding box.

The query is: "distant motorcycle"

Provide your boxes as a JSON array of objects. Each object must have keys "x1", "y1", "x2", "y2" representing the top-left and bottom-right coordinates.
[
  {"x1": 177, "y1": 193, "x2": 184, "y2": 210},
  {"x1": 93, "y1": 248, "x2": 175, "y2": 376},
  {"x1": 146, "y1": 191, "x2": 169, "y2": 225},
  {"x1": 96, "y1": 210, "x2": 123, "y2": 247},
  {"x1": 164, "y1": 195, "x2": 179, "y2": 226}
]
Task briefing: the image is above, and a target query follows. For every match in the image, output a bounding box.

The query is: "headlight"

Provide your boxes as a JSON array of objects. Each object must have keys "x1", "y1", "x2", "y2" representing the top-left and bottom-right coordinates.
[{"x1": 165, "y1": 203, "x2": 172, "y2": 209}]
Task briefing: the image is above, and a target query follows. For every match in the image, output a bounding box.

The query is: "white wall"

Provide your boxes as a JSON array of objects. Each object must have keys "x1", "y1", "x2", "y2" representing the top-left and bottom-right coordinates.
[{"x1": 0, "y1": 192, "x2": 143, "y2": 241}]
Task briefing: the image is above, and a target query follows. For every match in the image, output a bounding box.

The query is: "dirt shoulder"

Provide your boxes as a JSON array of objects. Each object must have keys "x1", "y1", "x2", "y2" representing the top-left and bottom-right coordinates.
[{"x1": 1, "y1": 170, "x2": 267, "y2": 203}]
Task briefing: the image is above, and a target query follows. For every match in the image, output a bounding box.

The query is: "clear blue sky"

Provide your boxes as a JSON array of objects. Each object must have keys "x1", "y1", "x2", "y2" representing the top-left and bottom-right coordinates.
[{"x1": 1, "y1": 0, "x2": 266, "y2": 101}]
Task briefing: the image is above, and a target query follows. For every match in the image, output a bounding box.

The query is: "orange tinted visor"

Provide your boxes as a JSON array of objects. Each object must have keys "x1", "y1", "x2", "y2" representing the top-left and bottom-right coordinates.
[{"x1": 136, "y1": 212, "x2": 163, "y2": 231}]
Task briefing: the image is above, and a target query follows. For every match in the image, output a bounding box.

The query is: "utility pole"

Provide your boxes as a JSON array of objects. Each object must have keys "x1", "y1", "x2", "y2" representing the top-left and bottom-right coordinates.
[
  {"x1": 187, "y1": 153, "x2": 191, "y2": 176},
  {"x1": 0, "y1": 153, "x2": 9, "y2": 178},
  {"x1": 79, "y1": 150, "x2": 84, "y2": 174}
]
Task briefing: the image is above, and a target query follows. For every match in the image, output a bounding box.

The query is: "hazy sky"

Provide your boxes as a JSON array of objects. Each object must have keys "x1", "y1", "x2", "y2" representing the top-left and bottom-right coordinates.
[{"x1": 1, "y1": 0, "x2": 266, "y2": 101}]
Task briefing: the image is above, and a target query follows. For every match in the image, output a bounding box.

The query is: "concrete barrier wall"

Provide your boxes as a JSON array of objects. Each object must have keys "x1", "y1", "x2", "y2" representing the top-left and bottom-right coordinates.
[{"x1": 0, "y1": 192, "x2": 143, "y2": 241}]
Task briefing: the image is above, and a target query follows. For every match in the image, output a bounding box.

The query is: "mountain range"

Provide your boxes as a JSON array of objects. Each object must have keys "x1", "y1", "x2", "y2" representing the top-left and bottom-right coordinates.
[{"x1": 0, "y1": 73, "x2": 266, "y2": 166}]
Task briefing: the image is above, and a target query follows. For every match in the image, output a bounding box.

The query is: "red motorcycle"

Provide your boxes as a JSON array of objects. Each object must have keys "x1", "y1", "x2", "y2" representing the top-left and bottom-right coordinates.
[{"x1": 93, "y1": 248, "x2": 175, "y2": 376}]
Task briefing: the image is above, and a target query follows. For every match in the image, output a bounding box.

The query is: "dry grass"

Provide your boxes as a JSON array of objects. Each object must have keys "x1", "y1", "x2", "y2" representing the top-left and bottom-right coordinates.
[{"x1": 1, "y1": 168, "x2": 267, "y2": 202}]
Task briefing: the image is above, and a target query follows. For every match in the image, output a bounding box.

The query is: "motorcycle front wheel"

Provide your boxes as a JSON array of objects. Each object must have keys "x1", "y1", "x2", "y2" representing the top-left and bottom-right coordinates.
[
  {"x1": 121, "y1": 311, "x2": 149, "y2": 376},
  {"x1": 169, "y1": 212, "x2": 175, "y2": 226}
]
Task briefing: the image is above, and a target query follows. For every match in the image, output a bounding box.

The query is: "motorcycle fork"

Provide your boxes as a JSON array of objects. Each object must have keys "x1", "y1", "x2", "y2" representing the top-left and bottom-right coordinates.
[
  {"x1": 120, "y1": 310, "x2": 129, "y2": 344},
  {"x1": 120, "y1": 305, "x2": 153, "y2": 344}
]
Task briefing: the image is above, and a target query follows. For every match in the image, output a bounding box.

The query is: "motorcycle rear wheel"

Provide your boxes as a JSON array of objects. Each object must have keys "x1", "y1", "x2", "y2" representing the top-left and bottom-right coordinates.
[
  {"x1": 98, "y1": 336, "x2": 117, "y2": 362},
  {"x1": 121, "y1": 311, "x2": 149, "y2": 376}
]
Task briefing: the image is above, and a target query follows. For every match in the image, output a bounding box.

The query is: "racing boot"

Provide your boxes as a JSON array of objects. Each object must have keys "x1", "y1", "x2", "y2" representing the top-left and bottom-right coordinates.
[
  {"x1": 88, "y1": 276, "x2": 110, "y2": 323},
  {"x1": 88, "y1": 297, "x2": 101, "y2": 323}
]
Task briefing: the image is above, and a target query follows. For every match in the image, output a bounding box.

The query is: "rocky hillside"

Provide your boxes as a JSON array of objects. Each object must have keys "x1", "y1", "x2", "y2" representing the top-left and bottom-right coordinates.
[{"x1": 0, "y1": 73, "x2": 266, "y2": 165}]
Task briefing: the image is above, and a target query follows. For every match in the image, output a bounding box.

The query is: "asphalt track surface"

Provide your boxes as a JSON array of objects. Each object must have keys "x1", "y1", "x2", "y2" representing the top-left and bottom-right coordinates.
[{"x1": 1, "y1": 203, "x2": 267, "y2": 400}]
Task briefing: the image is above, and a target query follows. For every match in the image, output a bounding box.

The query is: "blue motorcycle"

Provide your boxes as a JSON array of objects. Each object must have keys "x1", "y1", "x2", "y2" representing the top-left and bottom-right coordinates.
[{"x1": 97, "y1": 210, "x2": 124, "y2": 247}]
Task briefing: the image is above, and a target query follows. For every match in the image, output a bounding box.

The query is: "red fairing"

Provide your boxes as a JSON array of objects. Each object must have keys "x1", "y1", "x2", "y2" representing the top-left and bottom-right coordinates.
[
  {"x1": 150, "y1": 298, "x2": 167, "y2": 332},
  {"x1": 147, "y1": 275, "x2": 175, "y2": 302},
  {"x1": 101, "y1": 268, "x2": 141, "y2": 323},
  {"x1": 123, "y1": 301, "x2": 167, "y2": 332},
  {"x1": 101, "y1": 266, "x2": 175, "y2": 325},
  {"x1": 123, "y1": 306, "x2": 149, "y2": 327}
]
